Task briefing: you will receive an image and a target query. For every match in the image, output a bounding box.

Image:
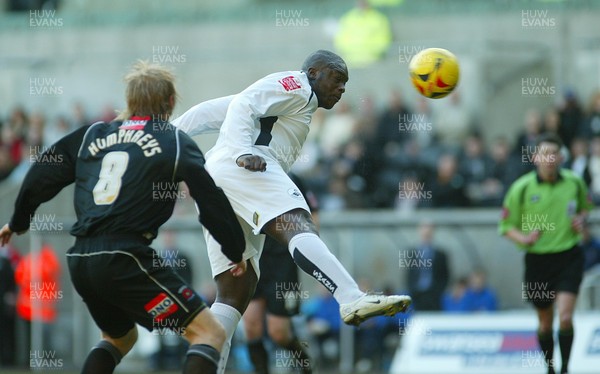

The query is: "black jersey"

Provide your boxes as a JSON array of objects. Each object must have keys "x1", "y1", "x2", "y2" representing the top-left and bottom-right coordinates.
[{"x1": 9, "y1": 116, "x2": 244, "y2": 262}]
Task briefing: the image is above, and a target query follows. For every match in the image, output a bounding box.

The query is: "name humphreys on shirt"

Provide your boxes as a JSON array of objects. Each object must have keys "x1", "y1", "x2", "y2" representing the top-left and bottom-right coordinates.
[{"x1": 87, "y1": 129, "x2": 162, "y2": 157}]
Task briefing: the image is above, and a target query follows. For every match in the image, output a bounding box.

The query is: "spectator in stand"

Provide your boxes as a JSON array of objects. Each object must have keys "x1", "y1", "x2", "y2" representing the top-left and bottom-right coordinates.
[
  {"x1": 44, "y1": 115, "x2": 71, "y2": 147},
  {"x1": 558, "y1": 90, "x2": 583, "y2": 146},
  {"x1": 318, "y1": 137, "x2": 368, "y2": 210},
  {"x1": 14, "y1": 244, "x2": 62, "y2": 364},
  {"x1": 412, "y1": 96, "x2": 437, "y2": 149},
  {"x1": 579, "y1": 91, "x2": 600, "y2": 139},
  {"x1": 1, "y1": 118, "x2": 24, "y2": 167},
  {"x1": 458, "y1": 132, "x2": 494, "y2": 206},
  {"x1": 488, "y1": 136, "x2": 525, "y2": 205},
  {"x1": 27, "y1": 112, "x2": 45, "y2": 148},
  {"x1": 334, "y1": 0, "x2": 393, "y2": 68},
  {"x1": 463, "y1": 269, "x2": 498, "y2": 312},
  {"x1": 581, "y1": 223, "x2": 600, "y2": 272},
  {"x1": 71, "y1": 102, "x2": 90, "y2": 128},
  {"x1": 543, "y1": 108, "x2": 562, "y2": 139},
  {"x1": 376, "y1": 138, "x2": 429, "y2": 208},
  {"x1": 514, "y1": 108, "x2": 543, "y2": 160},
  {"x1": 425, "y1": 153, "x2": 469, "y2": 208},
  {"x1": 405, "y1": 221, "x2": 450, "y2": 311},
  {"x1": 442, "y1": 277, "x2": 469, "y2": 313},
  {"x1": 588, "y1": 136, "x2": 600, "y2": 204},
  {"x1": 565, "y1": 137, "x2": 591, "y2": 186},
  {"x1": 374, "y1": 90, "x2": 412, "y2": 149},
  {"x1": 396, "y1": 173, "x2": 424, "y2": 214},
  {"x1": 0, "y1": 146, "x2": 13, "y2": 182},
  {"x1": 302, "y1": 287, "x2": 341, "y2": 370},
  {"x1": 433, "y1": 91, "x2": 472, "y2": 151},
  {"x1": 318, "y1": 101, "x2": 357, "y2": 158}
]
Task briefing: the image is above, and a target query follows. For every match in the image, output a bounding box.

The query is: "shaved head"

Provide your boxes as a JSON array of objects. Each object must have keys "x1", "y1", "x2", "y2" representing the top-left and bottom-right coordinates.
[
  {"x1": 302, "y1": 50, "x2": 348, "y2": 109},
  {"x1": 301, "y1": 50, "x2": 347, "y2": 74}
]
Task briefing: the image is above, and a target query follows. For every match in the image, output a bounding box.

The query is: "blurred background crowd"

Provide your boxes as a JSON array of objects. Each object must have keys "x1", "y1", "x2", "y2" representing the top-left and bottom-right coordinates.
[{"x1": 3, "y1": 88, "x2": 600, "y2": 210}]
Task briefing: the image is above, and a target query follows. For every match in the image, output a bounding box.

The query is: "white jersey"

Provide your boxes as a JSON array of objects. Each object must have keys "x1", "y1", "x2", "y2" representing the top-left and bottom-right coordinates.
[{"x1": 172, "y1": 71, "x2": 318, "y2": 172}]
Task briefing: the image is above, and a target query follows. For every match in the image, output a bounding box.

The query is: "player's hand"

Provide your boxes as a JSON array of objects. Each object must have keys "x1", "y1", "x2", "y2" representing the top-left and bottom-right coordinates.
[
  {"x1": 571, "y1": 214, "x2": 586, "y2": 233},
  {"x1": 229, "y1": 260, "x2": 247, "y2": 277},
  {"x1": 236, "y1": 155, "x2": 266, "y2": 172},
  {"x1": 523, "y1": 230, "x2": 541, "y2": 246},
  {"x1": 0, "y1": 224, "x2": 14, "y2": 246}
]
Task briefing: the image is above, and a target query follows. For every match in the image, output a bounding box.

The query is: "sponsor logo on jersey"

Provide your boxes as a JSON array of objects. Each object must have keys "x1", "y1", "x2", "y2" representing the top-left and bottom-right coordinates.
[
  {"x1": 144, "y1": 292, "x2": 179, "y2": 321},
  {"x1": 278, "y1": 76, "x2": 302, "y2": 91},
  {"x1": 120, "y1": 120, "x2": 146, "y2": 130},
  {"x1": 530, "y1": 194, "x2": 540, "y2": 203},
  {"x1": 177, "y1": 285, "x2": 195, "y2": 301},
  {"x1": 287, "y1": 188, "x2": 303, "y2": 200}
]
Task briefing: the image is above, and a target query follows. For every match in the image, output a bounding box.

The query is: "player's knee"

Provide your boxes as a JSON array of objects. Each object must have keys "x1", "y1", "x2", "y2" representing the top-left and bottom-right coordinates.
[
  {"x1": 559, "y1": 313, "x2": 573, "y2": 329},
  {"x1": 244, "y1": 320, "x2": 263, "y2": 340},
  {"x1": 268, "y1": 323, "x2": 291, "y2": 346},
  {"x1": 102, "y1": 327, "x2": 138, "y2": 356}
]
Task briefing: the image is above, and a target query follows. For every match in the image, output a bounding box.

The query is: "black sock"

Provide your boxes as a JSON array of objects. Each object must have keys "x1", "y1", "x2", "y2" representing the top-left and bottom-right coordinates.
[
  {"x1": 183, "y1": 344, "x2": 220, "y2": 374},
  {"x1": 558, "y1": 328, "x2": 574, "y2": 374},
  {"x1": 247, "y1": 339, "x2": 270, "y2": 374},
  {"x1": 538, "y1": 330, "x2": 555, "y2": 373},
  {"x1": 281, "y1": 338, "x2": 311, "y2": 373},
  {"x1": 81, "y1": 341, "x2": 122, "y2": 374}
]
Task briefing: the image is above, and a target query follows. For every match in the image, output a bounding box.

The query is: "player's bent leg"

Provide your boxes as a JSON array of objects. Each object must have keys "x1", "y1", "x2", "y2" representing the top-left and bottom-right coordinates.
[
  {"x1": 266, "y1": 314, "x2": 293, "y2": 346},
  {"x1": 212, "y1": 261, "x2": 259, "y2": 374},
  {"x1": 181, "y1": 308, "x2": 225, "y2": 374},
  {"x1": 263, "y1": 209, "x2": 411, "y2": 326},
  {"x1": 536, "y1": 305, "x2": 556, "y2": 374},
  {"x1": 81, "y1": 327, "x2": 137, "y2": 374},
  {"x1": 556, "y1": 292, "x2": 577, "y2": 374},
  {"x1": 244, "y1": 299, "x2": 270, "y2": 374}
]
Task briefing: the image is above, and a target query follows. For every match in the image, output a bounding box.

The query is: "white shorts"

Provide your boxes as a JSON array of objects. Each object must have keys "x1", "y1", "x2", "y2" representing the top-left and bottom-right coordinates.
[{"x1": 203, "y1": 148, "x2": 310, "y2": 278}]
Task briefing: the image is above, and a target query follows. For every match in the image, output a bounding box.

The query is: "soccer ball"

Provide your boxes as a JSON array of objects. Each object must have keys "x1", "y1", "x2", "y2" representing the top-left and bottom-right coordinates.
[{"x1": 409, "y1": 48, "x2": 460, "y2": 99}]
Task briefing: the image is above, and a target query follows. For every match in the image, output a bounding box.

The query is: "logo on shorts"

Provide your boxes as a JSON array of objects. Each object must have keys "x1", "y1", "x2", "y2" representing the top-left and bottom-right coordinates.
[
  {"x1": 144, "y1": 292, "x2": 179, "y2": 321},
  {"x1": 253, "y1": 211, "x2": 260, "y2": 226},
  {"x1": 288, "y1": 188, "x2": 303, "y2": 200},
  {"x1": 178, "y1": 286, "x2": 195, "y2": 301}
]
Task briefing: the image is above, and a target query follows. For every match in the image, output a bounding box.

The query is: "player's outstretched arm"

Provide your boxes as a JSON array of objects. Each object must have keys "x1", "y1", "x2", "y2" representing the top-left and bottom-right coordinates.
[
  {"x1": 172, "y1": 95, "x2": 235, "y2": 136},
  {"x1": 7, "y1": 125, "x2": 89, "y2": 235},
  {"x1": 175, "y1": 131, "x2": 245, "y2": 264}
]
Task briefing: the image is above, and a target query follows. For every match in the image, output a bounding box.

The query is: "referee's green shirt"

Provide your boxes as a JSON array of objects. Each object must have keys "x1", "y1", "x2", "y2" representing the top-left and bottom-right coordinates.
[{"x1": 498, "y1": 169, "x2": 593, "y2": 254}]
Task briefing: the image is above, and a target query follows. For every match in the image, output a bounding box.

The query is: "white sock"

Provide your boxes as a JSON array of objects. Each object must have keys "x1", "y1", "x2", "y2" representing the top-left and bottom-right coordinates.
[
  {"x1": 288, "y1": 232, "x2": 364, "y2": 304},
  {"x1": 210, "y1": 302, "x2": 242, "y2": 374}
]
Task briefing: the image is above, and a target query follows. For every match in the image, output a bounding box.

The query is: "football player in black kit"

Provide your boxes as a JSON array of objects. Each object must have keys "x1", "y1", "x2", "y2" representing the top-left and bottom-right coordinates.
[{"x1": 0, "y1": 61, "x2": 246, "y2": 374}]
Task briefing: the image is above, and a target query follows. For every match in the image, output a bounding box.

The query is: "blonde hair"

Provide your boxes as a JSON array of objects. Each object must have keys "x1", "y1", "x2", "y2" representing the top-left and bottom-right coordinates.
[{"x1": 116, "y1": 60, "x2": 177, "y2": 121}]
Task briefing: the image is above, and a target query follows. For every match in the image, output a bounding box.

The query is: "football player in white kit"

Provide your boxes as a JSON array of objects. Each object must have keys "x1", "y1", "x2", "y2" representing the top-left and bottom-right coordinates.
[{"x1": 173, "y1": 50, "x2": 411, "y2": 373}]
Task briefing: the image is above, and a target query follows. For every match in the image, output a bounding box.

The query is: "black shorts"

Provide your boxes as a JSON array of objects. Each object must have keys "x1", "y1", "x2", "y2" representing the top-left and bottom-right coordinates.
[
  {"x1": 524, "y1": 245, "x2": 584, "y2": 309},
  {"x1": 253, "y1": 238, "x2": 302, "y2": 317},
  {"x1": 66, "y1": 235, "x2": 206, "y2": 338}
]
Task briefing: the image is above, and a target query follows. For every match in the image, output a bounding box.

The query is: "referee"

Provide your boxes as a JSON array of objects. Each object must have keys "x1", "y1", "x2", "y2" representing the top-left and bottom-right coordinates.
[
  {"x1": 499, "y1": 133, "x2": 592, "y2": 374},
  {"x1": 0, "y1": 61, "x2": 246, "y2": 374}
]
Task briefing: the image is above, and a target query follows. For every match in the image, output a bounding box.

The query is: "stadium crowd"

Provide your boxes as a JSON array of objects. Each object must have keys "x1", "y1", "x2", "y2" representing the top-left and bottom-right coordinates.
[{"x1": 3, "y1": 89, "x2": 599, "y2": 211}]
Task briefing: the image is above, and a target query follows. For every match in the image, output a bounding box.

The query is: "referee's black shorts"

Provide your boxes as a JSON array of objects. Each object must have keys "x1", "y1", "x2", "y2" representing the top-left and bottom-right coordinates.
[
  {"x1": 524, "y1": 245, "x2": 584, "y2": 309},
  {"x1": 66, "y1": 234, "x2": 206, "y2": 338},
  {"x1": 253, "y1": 238, "x2": 302, "y2": 317}
]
